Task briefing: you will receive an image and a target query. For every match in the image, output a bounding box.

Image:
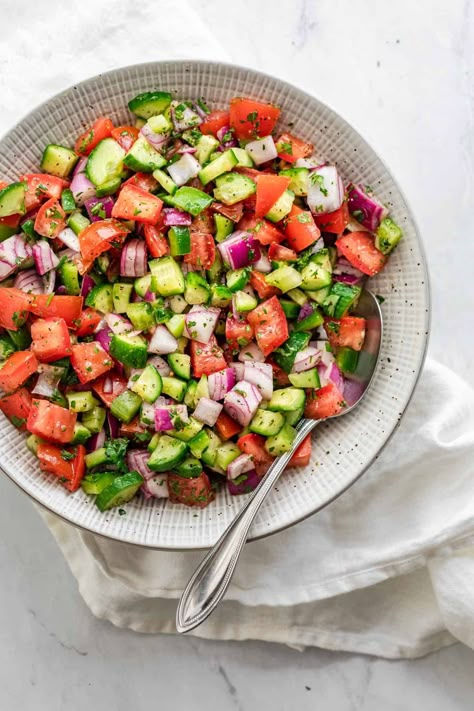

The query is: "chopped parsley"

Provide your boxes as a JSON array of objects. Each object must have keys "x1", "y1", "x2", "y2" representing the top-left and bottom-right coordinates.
[{"x1": 310, "y1": 173, "x2": 328, "y2": 196}]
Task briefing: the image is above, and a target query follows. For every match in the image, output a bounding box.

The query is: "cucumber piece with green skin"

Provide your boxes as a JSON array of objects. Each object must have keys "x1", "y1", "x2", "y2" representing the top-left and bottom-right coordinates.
[
  {"x1": 110, "y1": 389, "x2": 142, "y2": 423},
  {"x1": 265, "y1": 190, "x2": 295, "y2": 223},
  {"x1": 226, "y1": 267, "x2": 250, "y2": 292},
  {"x1": 375, "y1": 217, "x2": 402, "y2": 254},
  {"x1": 169, "y1": 226, "x2": 191, "y2": 256},
  {"x1": 184, "y1": 272, "x2": 210, "y2": 305},
  {"x1": 198, "y1": 149, "x2": 238, "y2": 186},
  {"x1": 128, "y1": 91, "x2": 172, "y2": 119},
  {"x1": 67, "y1": 211, "x2": 90, "y2": 235},
  {"x1": 284, "y1": 406, "x2": 304, "y2": 426},
  {"x1": 273, "y1": 332, "x2": 311, "y2": 373},
  {"x1": 81, "y1": 471, "x2": 116, "y2": 495},
  {"x1": 113, "y1": 282, "x2": 134, "y2": 312},
  {"x1": 26, "y1": 434, "x2": 43, "y2": 455},
  {"x1": 336, "y1": 346, "x2": 360, "y2": 374},
  {"x1": 176, "y1": 336, "x2": 189, "y2": 353},
  {"x1": 130, "y1": 364, "x2": 162, "y2": 403},
  {"x1": 231, "y1": 147, "x2": 254, "y2": 168},
  {"x1": 233, "y1": 290, "x2": 257, "y2": 312},
  {"x1": 169, "y1": 294, "x2": 187, "y2": 314},
  {"x1": 126, "y1": 302, "x2": 155, "y2": 331},
  {"x1": 286, "y1": 288, "x2": 308, "y2": 307},
  {"x1": 206, "y1": 251, "x2": 223, "y2": 283},
  {"x1": 41, "y1": 144, "x2": 78, "y2": 178},
  {"x1": 71, "y1": 422, "x2": 92, "y2": 445},
  {"x1": 85, "y1": 283, "x2": 113, "y2": 313},
  {"x1": 300, "y1": 262, "x2": 332, "y2": 291},
  {"x1": 168, "y1": 353, "x2": 191, "y2": 380},
  {"x1": 152, "y1": 168, "x2": 178, "y2": 195},
  {"x1": 147, "y1": 435, "x2": 188, "y2": 472},
  {"x1": 166, "y1": 314, "x2": 186, "y2": 338},
  {"x1": 307, "y1": 285, "x2": 331, "y2": 305},
  {"x1": 170, "y1": 186, "x2": 213, "y2": 216},
  {"x1": 188, "y1": 429, "x2": 210, "y2": 458},
  {"x1": 311, "y1": 248, "x2": 333, "y2": 273},
  {"x1": 215, "y1": 442, "x2": 241, "y2": 471},
  {"x1": 133, "y1": 275, "x2": 152, "y2": 299},
  {"x1": 60, "y1": 188, "x2": 76, "y2": 213},
  {"x1": 95, "y1": 471, "x2": 144, "y2": 511},
  {"x1": 173, "y1": 456, "x2": 202, "y2": 478},
  {"x1": 279, "y1": 167, "x2": 309, "y2": 196},
  {"x1": 288, "y1": 368, "x2": 321, "y2": 389},
  {"x1": 0, "y1": 182, "x2": 26, "y2": 217},
  {"x1": 146, "y1": 113, "x2": 172, "y2": 136},
  {"x1": 96, "y1": 176, "x2": 122, "y2": 197},
  {"x1": 293, "y1": 304, "x2": 324, "y2": 332},
  {"x1": 161, "y1": 376, "x2": 187, "y2": 402},
  {"x1": 66, "y1": 391, "x2": 99, "y2": 413},
  {"x1": 322, "y1": 282, "x2": 362, "y2": 318},
  {"x1": 0, "y1": 222, "x2": 17, "y2": 240},
  {"x1": 265, "y1": 266, "x2": 302, "y2": 293},
  {"x1": 147, "y1": 433, "x2": 161, "y2": 452},
  {"x1": 123, "y1": 135, "x2": 166, "y2": 172},
  {"x1": 86, "y1": 138, "x2": 125, "y2": 188},
  {"x1": 183, "y1": 380, "x2": 198, "y2": 409},
  {"x1": 267, "y1": 387, "x2": 306, "y2": 412},
  {"x1": 214, "y1": 173, "x2": 256, "y2": 205},
  {"x1": 211, "y1": 284, "x2": 233, "y2": 308},
  {"x1": 214, "y1": 214, "x2": 234, "y2": 243},
  {"x1": 201, "y1": 428, "x2": 221, "y2": 466},
  {"x1": 85, "y1": 447, "x2": 108, "y2": 469},
  {"x1": 265, "y1": 423, "x2": 296, "y2": 456},
  {"x1": 167, "y1": 417, "x2": 203, "y2": 442},
  {"x1": 149, "y1": 257, "x2": 185, "y2": 296},
  {"x1": 95, "y1": 253, "x2": 110, "y2": 275},
  {"x1": 195, "y1": 374, "x2": 210, "y2": 401},
  {"x1": 249, "y1": 409, "x2": 285, "y2": 436},
  {"x1": 279, "y1": 299, "x2": 300, "y2": 319},
  {"x1": 20, "y1": 219, "x2": 39, "y2": 241},
  {"x1": 58, "y1": 258, "x2": 80, "y2": 295},
  {"x1": 110, "y1": 333, "x2": 148, "y2": 368},
  {"x1": 195, "y1": 134, "x2": 219, "y2": 165},
  {"x1": 0, "y1": 334, "x2": 15, "y2": 361},
  {"x1": 82, "y1": 406, "x2": 106, "y2": 434}
]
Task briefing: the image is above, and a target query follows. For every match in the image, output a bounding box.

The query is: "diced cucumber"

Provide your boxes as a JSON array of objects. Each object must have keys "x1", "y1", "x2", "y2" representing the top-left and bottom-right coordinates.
[
  {"x1": 173, "y1": 456, "x2": 202, "y2": 478},
  {"x1": 169, "y1": 294, "x2": 187, "y2": 314},
  {"x1": 110, "y1": 389, "x2": 142, "y2": 423},
  {"x1": 288, "y1": 368, "x2": 321, "y2": 389},
  {"x1": 265, "y1": 423, "x2": 296, "y2": 456},
  {"x1": 167, "y1": 417, "x2": 203, "y2": 441},
  {"x1": 146, "y1": 113, "x2": 172, "y2": 136},
  {"x1": 166, "y1": 314, "x2": 186, "y2": 338},
  {"x1": 149, "y1": 257, "x2": 185, "y2": 296},
  {"x1": 183, "y1": 380, "x2": 197, "y2": 409},
  {"x1": 201, "y1": 428, "x2": 221, "y2": 466},
  {"x1": 198, "y1": 149, "x2": 238, "y2": 186},
  {"x1": 110, "y1": 333, "x2": 148, "y2": 368},
  {"x1": 214, "y1": 214, "x2": 234, "y2": 243},
  {"x1": 85, "y1": 284, "x2": 113, "y2": 313},
  {"x1": 126, "y1": 301, "x2": 155, "y2": 331},
  {"x1": 265, "y1": 266, "x2": 302, "y2": 293},
  {"x1": 206, "y1": 251, "x2": 223, "y2": 283},
  {"x1": 265, "y1": 190, "x2": 295, "y2": 222},
  {"x1": 211, "y1": 284, "x2": 233, "y2": 308},
  {"x1": 231, "y1": 147, "x2": 254, "y2": 168},
  {"x1": 294, "y1": 303, "x2": 324, "y2": 331},
  {"x1": 279, "y1": 167, "x2": 309, "y2": 196},
  {"x1": 322, "y1": 282, "x2": 361, "y2": 318},
  {"x1": 284, "y1": 406, "x2": 304, "y2": 426},
  {"x1": 41, "y1": 144, "x2": 78, "y2": 178},
  {"x1": 249, "y1": 409, "x2": 285, "y2": 436},
  {"x1": 169, "y1": 226, "x2": 191, "y2": 256},
  {"x1": 113, "y1": 282, "x2": 134, "y2": 313},
  {"x1": 170, "y1": 186, "x2": 213, "y2": 216},
  {"x1": 215, "y1": 442, "x2": 241, "y2": 471},
  {"x1": 233, "y1": 290, "x2": 257, "y2": 313},
  {"x1": 66, "y1": 391, "x2": 99, "y2": 413},
  {"x1": 129, "y1": 91, "x2": 172, "y2": 118},
  {"x1": 287, "y1": 288, "x2": 309, "y2": 306},
  {"x1": 96, "y1": 176, "x2": 122, "y2": 197},
  {"x1": 0, "y1": 182, "x2": 26, "y2": 217},
  {"x1": 168, "y1": 353, "x2": 191, "y2": 380},
  {"x1": 300, "y1": 262, "x2": 332, "y2": 291},
  {"x1": 273, "y1": 332, "x2": 311, "y2": 373},
  {"x1": 86, "y1": 138, "x2": 125, "y2": 188},
  {"x1": 133, "y1": 275, "x2": 152, "y2": 299},
  {"x1": 95, "y1": 471, "x2": 144, "y2": 511},
  {"x1": 214, "y1": 173, "x2": 256, "y2": 205},
  {"x1": 147, "y1": 434, "x2": 188, "y2": 472},
  {"x1": 58, "y1": 258, "x2": 80, "y2": 295},
  {"x1": 85, "y1": 447, "x2": 108, "y2": 469},
  {"x1": 184, "y1": 272, "x2": 210, "y2": 305},
  {"x1": 147, "y1": 433, "x2": 161, "y2": 452},
  {"x1": 195, "y1": 134, "x2": 219, "y2": 165},
  {"x1": 153, "y1": 168, "x2": 178, "y2": 195},
  {"x1": 311, "y1": 248, "x2": 333, "y2": 273},
  {"x1": 336, "y1": 346, "x2": 359, "y2": 374},
  {"x1": 81, "y1": 471, "x2": 116, "y2": 495},
  {"x1": 0, "y1": 334, "x2": 15, "y2": 361},
  {"x1": 130, "y1": 364, "x2": 162, "y2": 403},
  {"x1": 123, "y1": 135, "x2": 166, "y2": 172},
  {"x1": 71, "y1": 422, "x2": 92, "y2": 445},
  {"x1": 188, "y1": 429, "x2": 211, "y2": 459},
  {"x1": 226, "y1": 267, "x2": 250, "y2": 292},
  {"x1": 26, "y1": 434, "x2": 43, "y2": 454},
  {"x1": 81, "y1": 406, "x2": 106, "y2": 434},
  {"x1": 268, "y1": 387, "x2": 306, "y2": 412},
  {"x1": 194, "y1": 375, "x2": 209, "y2": 402},
  {"x1": 307, "y1": 285, "x2": 331, "y2": 305},
  {"x1": 375, "y1": 217, "x2": 403, "y2": 254},
  {"x1": 279, "y1": 299, "x2": 300, "y2": 319},
  {"x1": 161, "y1": 376, "x2": 187, "y2": 402},
  {"x1": 60, "y1": 188, "x2": 76, "y2": 213},
  {"x1": 67, "y1": 211, "x2": 90, "y2": 235}
]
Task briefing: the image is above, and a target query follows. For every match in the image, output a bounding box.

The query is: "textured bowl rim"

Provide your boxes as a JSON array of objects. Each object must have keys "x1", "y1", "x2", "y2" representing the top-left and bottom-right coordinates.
[{"x1": 0, "y1": 59, "x2": 430, "y2": 550}]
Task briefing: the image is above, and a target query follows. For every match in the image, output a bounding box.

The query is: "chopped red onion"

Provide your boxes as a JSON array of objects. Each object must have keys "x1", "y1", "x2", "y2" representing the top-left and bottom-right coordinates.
[
  {"x1": 333, "y1": 258, "x2": 365, "y2": 278},
  {"x1": 120, "y1": 238, "x2": 148, "y2": 277},
  {"x1": 223, "y1": 380, "x2": 262, "y2": 426},
  {"x1": 86, "y1": 429, "x2": 106, "y2": 453},
  {"x1": 177, "y1": 145, "x2": 198, "y2": 154},
  {"x1": 227, "y1": 469, "x2": 260, "y2": 495},
  {"x1": 184, "y1": 306, "x2": 220, "y2": 344},
  {"x1": 84, "y1": 196, "x2": 115, "y2": 223},
  {"x1": 0, "y1": 233, "x2": 33, "y2": 271},
  {"x1": 193, "y1": 397, "x2": 223, "y2": 426},
  {"x1": 245, "y1": 136, "x2": 278, "y2": 165},
  {"x1": 0, "y1": 260, "x2": 15, "y2": 281},
  {"x1": 42, "y1": 270, "x2": 56, "y2": 294},
  {"x1": 107, "y1": 411, "x2": 120, "y2": 438},
  {"x1": 167, "y1": 153, "x2": 201, "y2": 187},
  {"x1": 227, "y1": 453, "x2": 254, "y2": 480},
  {"x1": 57, "y1": 227, "x2": 81, "y2": 252},
  {"x1": 307, "y1": 166, "x2": 344, "y2": 215},
  {"x1": 140, "y1": 402, "x2": 156, "y2": 427},
  {"x1": 295, "y1": 156, "x2": 323, "y2": 169},
  {"x1": 292, "y1": 347, "x2": 321, "y2": 373},
  {"x1": 347, "y1": 183, "x2": 389, "y2": 232},
  {"x1": 73, "y1": 156, "x2": 88, "y2": 176},
  {"x1": 297, "y1": 302, "x2": 314, "y2": 322},
  {"x1": 342, "y1": 378, "x2": 364, "y2": 407},
  {"x1": 252, "y1": 252, "x2": 272, "y2": 273},
  {"x1": 148, "y1": 325, "x2": 178, "y2": 355},
  {"x1": 14, "y1": 269, "x2": 43, "y2": 294},
  {"x1": 217, "y1": 231, "x2": 261, "y2": 270},
  {"x1": 127, "y1": 449, "x2": 154, "y2": 480},
  {"x1": 242, "y1": 362, "x2": 273, "y2": 400},
  {"x1": 314, "y1": 340, "x2": 336, "y2": 368},
  {"x1": 147, "y1": 355, "x2": 171, "y2": 376},
  {"x1": 94, "y1": 327, "x2": 112, "y2": 353},
  {"x1": 230, "y1": 362, "x2": 245, "y2": 380},
  {"x1": 154, "y1": 404, "x2": 189, "y2": 432},
  {"x1": 32, "y1": 364, "x2": 64, "y2": 397},
  {"x1": 102, "y1": 376, "x2": 114, "y2": 394},
  {"x1": 80, "y1": 274, "x2": 95, "y2": 298},
  {"x1": 104, "y1": 313, "x2": 136, "y2": 335},
  {"x1": 70, "y1": 170, "x2": 96, "y2": 206},
  {"x1": 208, "y1": 368, "x2": 236, "y2": 401},
  {"x1": 170, "y1": 100, "x2": 202, "y2": 132},
  {"x1": 33, "y1": 240, "x2": 59, "y2": 275},
  {"x1": 333, "y1": 273, "x2": 363, "y2": 285},
  {"x1": 141, "y1": 475, "x2": 169, "y2": 499},
  {"x1": 238, "y1": 342, "x2": 265, "y2": 363},
  {"x1": 162, "y1": 208, "x2": 193, "y2": 226},
  {"x1": 140, "y1": 123, "x2": 169, "y2": 151},
  {"x1": 216, "y1": 125, "x2": 238, "y2": 149}
]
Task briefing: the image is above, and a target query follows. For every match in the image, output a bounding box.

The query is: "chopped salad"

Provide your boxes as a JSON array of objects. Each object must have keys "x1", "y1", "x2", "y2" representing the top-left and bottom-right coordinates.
[{"x1": 0, "y1": 91, "x2": 402, "y2": 511}]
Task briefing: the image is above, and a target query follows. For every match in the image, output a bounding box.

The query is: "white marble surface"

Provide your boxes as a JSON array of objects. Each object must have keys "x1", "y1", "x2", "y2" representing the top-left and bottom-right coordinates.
[{"x1": 1, "y1": 0, "x2": 474, "y2": 708}]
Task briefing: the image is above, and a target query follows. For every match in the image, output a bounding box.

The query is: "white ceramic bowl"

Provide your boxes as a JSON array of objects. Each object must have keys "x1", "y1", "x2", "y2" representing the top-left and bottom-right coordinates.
[{"x1": 0, "y1": 61, "x2": 429, "y2": 549}]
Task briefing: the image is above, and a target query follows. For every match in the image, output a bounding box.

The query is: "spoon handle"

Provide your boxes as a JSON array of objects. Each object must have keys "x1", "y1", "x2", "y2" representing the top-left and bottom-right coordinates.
[{"x1": 176, "y1": 417, "x2": 319, "y2": 633}]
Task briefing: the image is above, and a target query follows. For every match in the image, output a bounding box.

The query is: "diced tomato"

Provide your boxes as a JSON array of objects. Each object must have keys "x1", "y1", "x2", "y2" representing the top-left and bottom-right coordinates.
[
  {"x1": 143, "y1": 224, "x2": 169, "y2": 258},
  {"x1": 255, "y1": 174, "x2": 291, "y2": 218},
  {"x1": 78, "y1": 219, "x2": 129, "y2": 273},
  {"x1": 225, "y1": 315, "x2": 254, "y2": 349},
  {"x1": 324, "y1": 317, "x2": 366, "y2": 351},
  {"x1": 313, "y1": 203, "x2": 349, "y2": 234},
  {"x1": 0, "y1": 214, "x2": 21, "y2": 229},
  {"x1": 75, "y1": 117, "x2": 114, "y2": 156},
  {"x1": 37, "y1": 443, "x2": 86, "y2": 491},
  {"x1": 111, "y1": 125, "x2": 139, "y2": 152},
  {"x1": 0, "y1": 287, "x2": 34, "y2": 330},
  {"x1": 190, "y1": 336, "x2": 227, "y2": 377},
  {"x1": 238, "y1": 212, "x2": 284, "y2": 246},
  {"x1": 184, "y1": 232, "x2": 216, "y2": 270},
  {"x1": 66, "y1": 444, "x2": 86, "y2": 492},
  {"x1": 249, "y1": 271, "x2": 280, "y2": 299},
  {"x1": 336, "y1": 231, "x2": 386, "y2": 276},
  {"x1": 229, "y1": 97, "x2": 281, "y2": 140},
  {"x1": 112, "y1": 184, "x2": 163, "y2": 225},
  {"x1": 0, "y1": 388, "x2": 32, "y2": 429},
  {"x1": 266, "y1": 357, "x2": 291, "y2": 386},
  {"x1": 30, "y1": 295, "x2": 83, "y2": 327},
  {"x1": 0, "y1": 351, "x2": 37, "y2": 393},
  {"x1": 191, "y1": 207, "x2": 215, "y2": 234},
  {"x1": 74, "y1": 307, "x2": 103, "y2": 337},
  {"x1": 304, "y1": 382, "x2": 345, "y2": 419},
  {"x1": 288, "y1": 435, "x2": 312, "y2": 467},
  {"x1": 284, "y1": 205, "x2": 321, "y2": 252},
  {"x1": 199, "y1": 110, "x2": 230, "y2": 136},
  {"x1": 168, "y1": 471, "x2": 215, "y2": 508},
  {"x1": 21, "y1": 174, "x2": 68, "y2": 212},
  {"x1": 275, "y1": 132, "x2": 313, "y2": 163},
  {"x1": 215, "y1": 411, "x2": 241, "y2": 440},
  {"x1": 70, "y1": 342, "x2": 114, "y2": 384},
  {"x1": 31, "y1": 317, "x2": 71, "y2": 363},
  {"x1": 212, "y1": 201, "x2": 244, "y2": 223},
  {"x1": 247, "y1": 296, "x2": 289, "y2": 357},
  {"x1": 122, "y1": 171, "x2": 159, "y2": 193},
  {"x1": 0, "y1": 180, "x2": 8, "y2": 190},
  {"x1": 237, "y1": 433, "x2": 275, "y2": 476},
  {"x1": 27, "y1": 399, "x2": 77, "y2": 444},
  {"x1": 34, "y1": 198, "x2": 66, "y2": 238},
  {"x1": 119, "y1": 416, "x2": 148, "y2": 438},
  {"x1": 268, "y1": 243, "x2": 297, "y2": 261},
  {"x1": 92, "y1": 372, "x2": 128, "y2": 407}
]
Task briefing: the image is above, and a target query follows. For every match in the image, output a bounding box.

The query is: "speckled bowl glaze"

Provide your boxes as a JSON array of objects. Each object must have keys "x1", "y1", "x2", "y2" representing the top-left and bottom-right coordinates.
[{"x1": 0, "y1": 61, "x2": 429, "y2": 549}]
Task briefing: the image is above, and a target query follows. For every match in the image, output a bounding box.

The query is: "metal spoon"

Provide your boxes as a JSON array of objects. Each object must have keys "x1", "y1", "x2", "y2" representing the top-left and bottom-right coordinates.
[{"x1": 176, "y1": 289, "x2": 382, "y2": 633}]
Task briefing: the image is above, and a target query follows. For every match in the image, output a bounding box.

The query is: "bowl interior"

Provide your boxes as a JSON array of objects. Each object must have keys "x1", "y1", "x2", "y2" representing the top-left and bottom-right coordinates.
[{"x1": 0, "y1": 61, "x2": 429, "y2": 549}]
